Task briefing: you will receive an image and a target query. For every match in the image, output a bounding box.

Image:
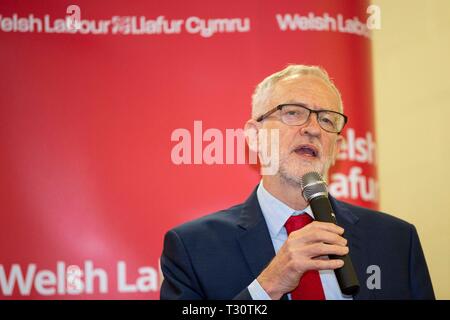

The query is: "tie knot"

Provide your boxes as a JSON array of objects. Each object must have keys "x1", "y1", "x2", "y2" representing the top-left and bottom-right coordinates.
[{"x1": 285, "y1": 214, "x2": 313, "y2": 235}]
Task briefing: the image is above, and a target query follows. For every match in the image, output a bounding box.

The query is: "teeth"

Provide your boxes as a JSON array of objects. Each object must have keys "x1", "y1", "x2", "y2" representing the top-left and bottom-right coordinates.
[{"x1": 297, "y1": 147, "x2": 316, "y2": 157}]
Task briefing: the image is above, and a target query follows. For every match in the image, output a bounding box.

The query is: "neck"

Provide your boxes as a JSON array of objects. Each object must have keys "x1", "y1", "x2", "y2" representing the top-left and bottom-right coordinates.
[{"x1": 262, "y1": 176, "x2": 309, "y2": 210}]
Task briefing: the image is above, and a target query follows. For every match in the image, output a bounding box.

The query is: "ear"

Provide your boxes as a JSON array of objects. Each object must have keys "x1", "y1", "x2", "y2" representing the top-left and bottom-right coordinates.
[
  {"x1": 331, "y1": 134, "x2": 345, "y2": 166},
  {"x1": 244, "y1": 119, "x2": 260, "y2": 153}
]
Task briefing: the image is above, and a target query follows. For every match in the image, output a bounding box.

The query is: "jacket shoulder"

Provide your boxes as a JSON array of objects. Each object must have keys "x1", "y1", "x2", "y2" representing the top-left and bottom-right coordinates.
[
  {"x1": 169, "y1": 202, "x2": 245, "y2": 240},
  {"x1": 337, "y1": 200, "x2": 414, "y2": 231}
]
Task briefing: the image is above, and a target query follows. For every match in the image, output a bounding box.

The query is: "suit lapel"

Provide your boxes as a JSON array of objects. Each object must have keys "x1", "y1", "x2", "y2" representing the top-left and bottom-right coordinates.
[
  {"x1": 330, "y1": 197, "x2": 375, "y2": 300},
  {"x1": 236, "y1": 189, "x2": 276, "y2": 280},
  {"x1": 236, "y1": 189, "x2": 292, "y2": 299}
]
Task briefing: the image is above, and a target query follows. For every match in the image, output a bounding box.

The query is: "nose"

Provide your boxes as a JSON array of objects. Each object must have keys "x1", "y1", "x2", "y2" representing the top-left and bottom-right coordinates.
[{"x1": 299, "y1": 112, "x2": 321, "y2": 137}]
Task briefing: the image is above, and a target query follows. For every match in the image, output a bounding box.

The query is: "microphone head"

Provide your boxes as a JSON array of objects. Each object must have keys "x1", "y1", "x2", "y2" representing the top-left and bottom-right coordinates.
[{"x1": 300, "y1": 172, "x2": 328, "y2": 201}]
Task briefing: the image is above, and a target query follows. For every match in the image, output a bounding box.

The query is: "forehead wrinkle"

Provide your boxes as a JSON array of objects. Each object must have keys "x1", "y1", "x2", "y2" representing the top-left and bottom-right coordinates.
[{"x1": 270, "y1": 80, "x2": 339, "y2": 112}]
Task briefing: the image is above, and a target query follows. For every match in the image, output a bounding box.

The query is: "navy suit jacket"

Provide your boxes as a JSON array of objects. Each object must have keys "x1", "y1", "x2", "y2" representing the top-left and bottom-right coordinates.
[{"x1": 160, "y1": 187, "x2": 435, "y2": 300}]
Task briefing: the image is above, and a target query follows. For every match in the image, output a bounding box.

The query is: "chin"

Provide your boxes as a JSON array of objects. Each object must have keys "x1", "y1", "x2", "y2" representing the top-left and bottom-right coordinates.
[
  {"x1": 293, "y1": 158, "x2": 324, "y2": 174},
  {"x1": 278, "y1": 156, "x2": 326, "y2": 184}
]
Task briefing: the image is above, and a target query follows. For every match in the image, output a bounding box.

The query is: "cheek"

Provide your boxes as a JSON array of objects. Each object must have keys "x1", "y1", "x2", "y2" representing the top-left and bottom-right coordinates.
[
  {"x1": 262, "y1": 124, "x2": 291, "y2": 152},
  {"x1": 259, "y1": 125, "x2": 284, "y2": 155},
  {"x1": 278, "y1": 132, "x2": 296, "y2": 156},
  {"x1": 277, "y1": 126, "x2": 298, "y2": 145},
  {"x1": 322, "y1": 138, "x2": 338, "y2": 158}
]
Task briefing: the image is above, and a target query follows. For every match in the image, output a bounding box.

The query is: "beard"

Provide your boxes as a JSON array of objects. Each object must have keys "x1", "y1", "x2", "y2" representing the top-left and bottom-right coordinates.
[{"x1": 277, "y1": 153, "x2": 332, "y2": 188}]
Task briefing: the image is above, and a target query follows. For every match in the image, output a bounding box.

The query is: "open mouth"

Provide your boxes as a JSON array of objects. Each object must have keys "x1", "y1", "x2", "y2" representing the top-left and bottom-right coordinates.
[{"x1": 293, "y1": 144, "x2": 319, "y2": 158}]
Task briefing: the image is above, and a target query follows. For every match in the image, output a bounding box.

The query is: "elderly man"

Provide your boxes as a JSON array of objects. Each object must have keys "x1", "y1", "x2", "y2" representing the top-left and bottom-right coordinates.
[{"x1": 160, "y1": 65, "x2": 435, "y2": 300}]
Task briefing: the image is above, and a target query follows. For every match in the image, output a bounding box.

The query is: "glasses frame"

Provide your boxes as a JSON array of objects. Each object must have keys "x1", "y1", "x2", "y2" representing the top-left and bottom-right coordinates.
[{"x1": 256, "y1": 103, "x2": 348, "y2": 134}]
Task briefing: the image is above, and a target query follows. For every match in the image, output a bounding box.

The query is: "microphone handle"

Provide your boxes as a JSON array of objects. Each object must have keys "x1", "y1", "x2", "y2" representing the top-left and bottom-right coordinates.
[{"x1": 309, "y1": 196, "x2": 360, "y2": 295}]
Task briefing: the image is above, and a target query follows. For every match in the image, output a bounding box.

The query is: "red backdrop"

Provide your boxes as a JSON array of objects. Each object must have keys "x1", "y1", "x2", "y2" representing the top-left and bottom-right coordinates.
[{"x1": 0, "y1": 0, "x2": 376, "y2": 299}]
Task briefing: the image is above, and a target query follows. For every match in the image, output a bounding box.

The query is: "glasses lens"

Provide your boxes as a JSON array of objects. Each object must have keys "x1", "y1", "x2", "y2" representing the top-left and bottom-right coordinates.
[
  {"x1": 278, "y1": 105, "x2": 346, "y2": 133},
  {"x1": 318, "y1": 111, "x2": 345, "y2": 133},
  {"x1": 280, "y1": 105, "x2": 309, "y2": 125}
]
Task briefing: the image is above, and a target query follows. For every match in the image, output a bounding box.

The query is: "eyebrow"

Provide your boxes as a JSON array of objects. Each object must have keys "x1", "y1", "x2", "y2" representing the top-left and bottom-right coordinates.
[{"x1": 282, "y1": 100, "x2": 330, "y2": 111}]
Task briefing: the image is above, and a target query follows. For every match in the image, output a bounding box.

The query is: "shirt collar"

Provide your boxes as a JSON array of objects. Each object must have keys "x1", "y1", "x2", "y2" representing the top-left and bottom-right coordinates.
[{"x1": 256, "y1": 180, "x2": 314, "y2": 239}]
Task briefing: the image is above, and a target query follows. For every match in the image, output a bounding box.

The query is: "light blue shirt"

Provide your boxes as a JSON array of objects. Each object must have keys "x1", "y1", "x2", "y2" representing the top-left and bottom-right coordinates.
[{"x1": 247, "y1": 181, "x2": 353, "y2": 300}]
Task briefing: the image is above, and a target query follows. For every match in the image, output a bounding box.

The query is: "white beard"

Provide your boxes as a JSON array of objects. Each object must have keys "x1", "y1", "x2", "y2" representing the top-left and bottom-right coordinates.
[{"x1": 277, "y1": 154, "x2": 332, "y2": 187}]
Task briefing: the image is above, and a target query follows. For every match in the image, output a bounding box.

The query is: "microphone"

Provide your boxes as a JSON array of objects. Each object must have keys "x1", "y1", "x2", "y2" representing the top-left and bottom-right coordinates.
[{"x1": 300, "y1": 171, "x2": 360, "y2": 295}]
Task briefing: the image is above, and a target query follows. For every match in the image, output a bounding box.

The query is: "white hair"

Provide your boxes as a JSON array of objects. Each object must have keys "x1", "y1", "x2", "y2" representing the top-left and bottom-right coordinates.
[{"x1": 251, "y1": 64, "x2": 344, "y2": 119}]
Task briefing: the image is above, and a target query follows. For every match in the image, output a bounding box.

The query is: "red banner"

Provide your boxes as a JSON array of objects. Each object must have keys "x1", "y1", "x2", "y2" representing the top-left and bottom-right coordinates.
[{"x1": 0, "y1": 0, "x2": 376, "y2": 299}]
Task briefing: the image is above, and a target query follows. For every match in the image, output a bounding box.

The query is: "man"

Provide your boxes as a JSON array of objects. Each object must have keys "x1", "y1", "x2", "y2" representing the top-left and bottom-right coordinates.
[{"x1": 160, "y1": 65, "x2": 435, "y2": 300}]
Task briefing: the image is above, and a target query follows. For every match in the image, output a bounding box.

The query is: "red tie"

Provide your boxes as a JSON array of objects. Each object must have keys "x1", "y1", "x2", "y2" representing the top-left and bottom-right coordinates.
[{"x1": 285, "y1": 214, "x2": 326, "y2": 300}]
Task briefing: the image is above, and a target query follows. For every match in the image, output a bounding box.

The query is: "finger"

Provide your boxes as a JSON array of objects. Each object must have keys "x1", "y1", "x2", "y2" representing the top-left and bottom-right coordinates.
[
  {"x1": 300, "y1": 229, "x2": 348, "y2": 246},
  {"x1": 308, "y1": 221, "x2": 344, "y2": 235},
  {"x1": 289, "y1": 229, "x2": 347, "y2": 246},
  {"x1": 304, "y1": 258, "x2": 344, "y2": 271},
  {"x1": 303, "y1": 243, "x2": 349, "y2": 258}
]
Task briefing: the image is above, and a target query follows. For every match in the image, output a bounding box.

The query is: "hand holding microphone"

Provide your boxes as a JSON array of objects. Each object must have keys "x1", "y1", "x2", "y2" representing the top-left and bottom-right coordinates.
[
  {"x1": 257, "y1": 172, "x2": 356, "y2": 299},
  {"x1": 300, "y1": 171, "x2": 360, "y2": 295}
]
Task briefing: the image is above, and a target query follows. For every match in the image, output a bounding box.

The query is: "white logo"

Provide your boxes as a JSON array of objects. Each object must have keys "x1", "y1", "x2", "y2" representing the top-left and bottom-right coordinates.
[
  {"x1": 66, "y1": 5, "x2": 81, "y2": 31},
  {"x1": 366, "y1": 265, "x2": 381, "y2": 290}
]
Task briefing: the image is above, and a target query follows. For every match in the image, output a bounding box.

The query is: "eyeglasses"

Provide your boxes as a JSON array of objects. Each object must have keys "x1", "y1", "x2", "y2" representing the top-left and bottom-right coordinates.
[{"x1": 256, "y1": 103, "x2": 348, "y2": 134}]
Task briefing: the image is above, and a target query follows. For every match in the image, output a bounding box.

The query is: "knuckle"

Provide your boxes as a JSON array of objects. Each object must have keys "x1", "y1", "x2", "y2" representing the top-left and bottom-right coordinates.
[
  {"x1": 330, "y1": 234, "x2": 339, "y2": 244},
  {"x1": 337, "y1": 246, "x2": 348, "y2": 255},
  {"x1": 311, "y1": 221, "x2": 321, "y2": 229},
  {"x1": 313, "y1": 243, "x2": 324, "y2": 254},
  {"x1": 333, "y1": 245, "x2": 342, "y2": 254},
  {"x1": 285, "y1": 245, "x2": 295, "y2": 258},
  {"x1": 319, "y1": 244, "x2": 328, "y2": 255},
  {"x1": 308, "y1": 231, "x2": 319, "y2": 242}
]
